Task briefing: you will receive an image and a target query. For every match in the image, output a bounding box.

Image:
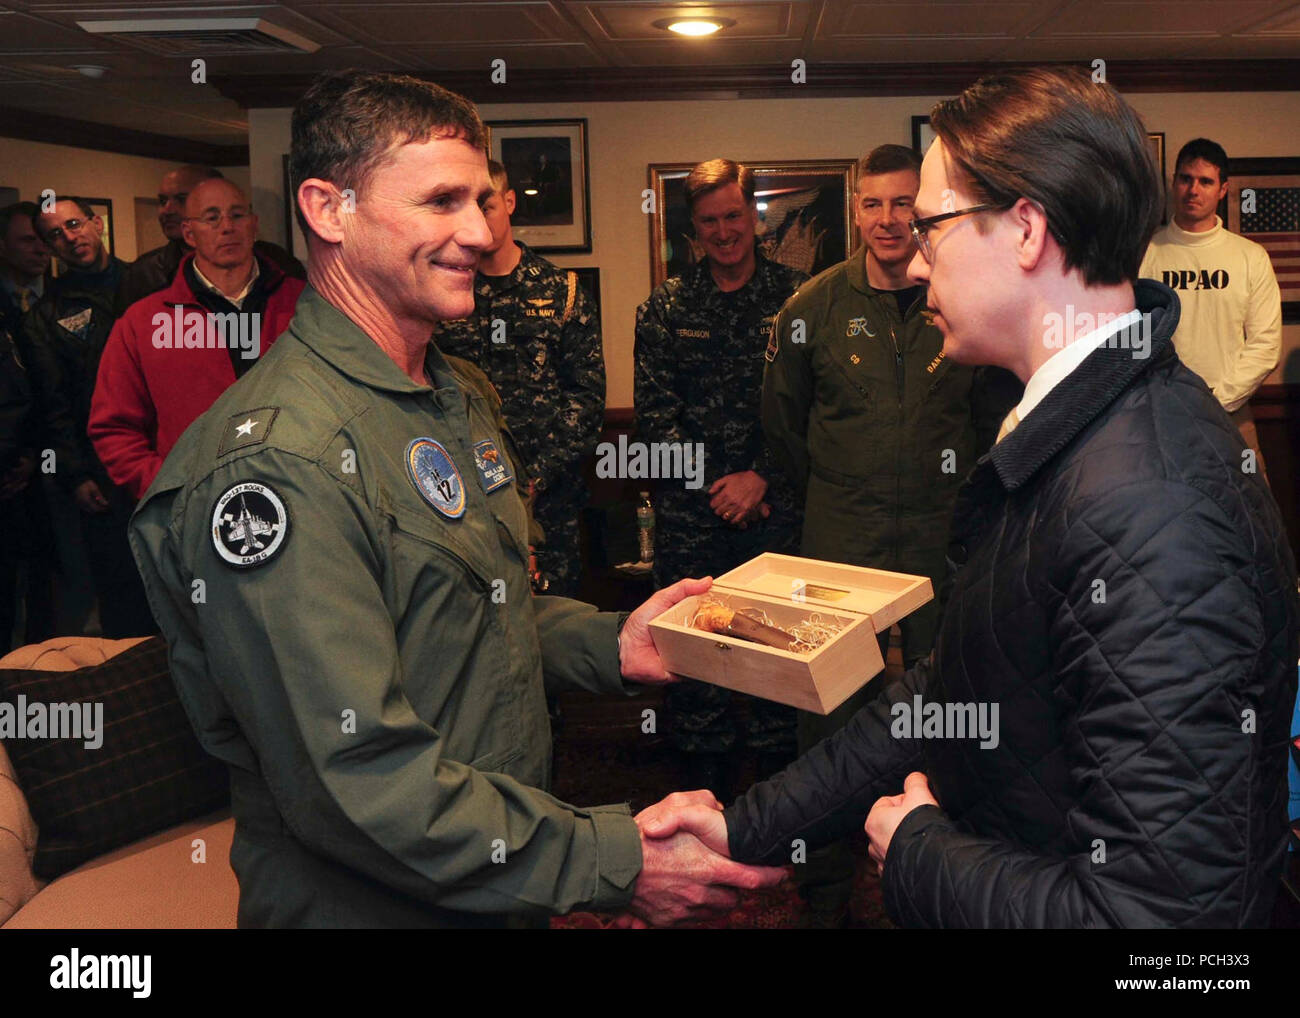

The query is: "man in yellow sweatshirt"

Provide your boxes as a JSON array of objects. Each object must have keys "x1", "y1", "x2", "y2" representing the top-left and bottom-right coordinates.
[{"x1": 1141, "y1": 138, "x2": 1282, "y2": 477}]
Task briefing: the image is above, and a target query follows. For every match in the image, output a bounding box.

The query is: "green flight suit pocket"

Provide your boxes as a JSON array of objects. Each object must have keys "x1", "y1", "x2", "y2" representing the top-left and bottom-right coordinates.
[{"x1": 382, "y1": 503, "x2": 525, "y2": 772}]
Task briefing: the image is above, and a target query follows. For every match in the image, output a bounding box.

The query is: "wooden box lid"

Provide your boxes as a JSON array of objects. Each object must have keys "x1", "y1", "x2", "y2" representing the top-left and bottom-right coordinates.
[{"x1": 712, "y1": 553, "x2": 932, "y2": 631}]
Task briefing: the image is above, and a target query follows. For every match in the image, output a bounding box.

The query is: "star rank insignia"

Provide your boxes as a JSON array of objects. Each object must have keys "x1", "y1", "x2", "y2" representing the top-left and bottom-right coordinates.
[{"x1": 219, "y1": 407, "x2": 280, "y2": 456}]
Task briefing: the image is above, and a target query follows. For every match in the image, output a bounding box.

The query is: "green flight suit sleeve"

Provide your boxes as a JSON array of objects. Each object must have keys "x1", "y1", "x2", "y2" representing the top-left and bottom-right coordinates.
[
  {"x1": 133, "y1": 451, "x2": 643, "y2": 917},
  {"x1": 529, "y1": 281, "x2": 605, "y2": 491},
  {"x1": 760, "y1": 301, "x2": 813, "y2": 491},
  {"x1": 532, "y1": 595, "x2": 637, "y2": 698},
  {"x1": 633, "y1": 287, "x2": 692, "y2": 448}
]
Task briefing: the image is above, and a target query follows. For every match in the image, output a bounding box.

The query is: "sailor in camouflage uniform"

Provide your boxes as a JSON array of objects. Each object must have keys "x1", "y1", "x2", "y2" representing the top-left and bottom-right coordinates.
[
  {"x1": 634, "y1": 159, "x2": 806, "y2": 797},
  {"x1": 433, "y1": 161, "x2": 604, "y2": 598}
]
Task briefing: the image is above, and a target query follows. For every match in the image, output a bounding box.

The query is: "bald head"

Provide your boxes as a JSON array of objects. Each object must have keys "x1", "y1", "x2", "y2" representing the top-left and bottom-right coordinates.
[
  {"x1": 181, "y1": 177, "x2": 258, "y2": 276},
  {"x1": 158, "y1": 165, "x2": 222, "y2": 242}
]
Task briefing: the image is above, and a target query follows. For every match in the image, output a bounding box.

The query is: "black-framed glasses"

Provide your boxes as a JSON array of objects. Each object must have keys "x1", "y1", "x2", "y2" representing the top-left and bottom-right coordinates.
[
  {"x1": 909, "y1": 203, "x2": 1003, "y2": 262},
  {"x1": 42, "y1": 217, "x2": 92, "y2": 243}
]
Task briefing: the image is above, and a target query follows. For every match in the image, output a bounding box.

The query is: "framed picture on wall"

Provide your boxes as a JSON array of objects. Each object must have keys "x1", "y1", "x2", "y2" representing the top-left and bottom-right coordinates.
[
  {"x1": 83, "y1": 197, "x2": 114, "y2": 257},
  {"x1": 486, "y1": 119, "x2": 591, "y2": 253},
  {"x1": 1147, "y1": 132, "x2": 1167, "y2": 223},
  {"x1": 572, "y1": 266, "x2": 600, "y2": 325},
  {"x1": 281, "y1": 155, "x2": 309, "y2": 263},
  {"x1": 911, "y1": 116, "x2": 936, "y2": 155},
  {"x1": 1217, "y1": 157, "x2": 1300, "y2": 324},
  {"x1": 647, "y1": 160, "x2": 857, "y2": 289}
]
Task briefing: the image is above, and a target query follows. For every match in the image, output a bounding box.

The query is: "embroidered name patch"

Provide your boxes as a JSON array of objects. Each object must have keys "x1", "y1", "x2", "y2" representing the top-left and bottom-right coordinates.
[
  {"x1": 472, "y1": 439, "x2": 513, "y2": 494},
  {"x1": 406, "y1": 438, "x2": 466, "y2": 519},
  {"x1": 211, "y1": 481, "x2": 289, "y2": 568}
]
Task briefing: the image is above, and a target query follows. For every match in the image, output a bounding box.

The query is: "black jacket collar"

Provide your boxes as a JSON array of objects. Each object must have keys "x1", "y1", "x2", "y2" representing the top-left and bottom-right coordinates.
[{"x1": 988, "y1": 279, "x2": 1182, "y2": 492}]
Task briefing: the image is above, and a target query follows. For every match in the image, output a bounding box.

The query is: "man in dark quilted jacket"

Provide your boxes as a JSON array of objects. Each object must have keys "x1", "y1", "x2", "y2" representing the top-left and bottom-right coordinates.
[{"x1": 634, "y1": 66, "x2": 1299, "y2": 928}]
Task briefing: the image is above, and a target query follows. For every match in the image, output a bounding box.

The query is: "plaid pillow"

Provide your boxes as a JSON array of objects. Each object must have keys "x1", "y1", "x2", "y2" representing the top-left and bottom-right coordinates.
[{"x1": 0, "y1": 636, "x2": 229, "y2": 879}]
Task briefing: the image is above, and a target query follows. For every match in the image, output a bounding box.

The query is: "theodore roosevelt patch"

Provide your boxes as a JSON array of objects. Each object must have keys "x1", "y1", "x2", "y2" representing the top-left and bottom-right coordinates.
[
  {"x1": 406, "y1": 437, "x2": 466, "y2": 519},
  {"x1": 211, "y1": 481, "x2": 289, "y2": 568}
]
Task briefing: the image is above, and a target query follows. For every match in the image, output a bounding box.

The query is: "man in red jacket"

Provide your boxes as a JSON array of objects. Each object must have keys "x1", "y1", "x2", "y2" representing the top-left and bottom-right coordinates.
[{"x1": 91, "y1": 178, "x2": 305, "y2": 500}]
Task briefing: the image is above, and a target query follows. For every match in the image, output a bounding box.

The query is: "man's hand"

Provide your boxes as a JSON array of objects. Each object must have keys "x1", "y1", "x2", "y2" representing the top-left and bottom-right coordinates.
[
  {"x1": 865, "y1": 771, "x2": 939, "y2": 875},
  {"x1": 708, "y1": 471, "x2": 768, "y2": 526},
  {"x1": 622, "y1": 816, "x2": 787, "y2": 927},
  {"x1": 74, "y1": 478, "x2": 109, "y2": 514},
  {"x1": 635, "y1": 789, "x2": 729, "y2": 855},
  {"x1": 619, "y1": 576, "x2": 712, "y2": 684}
]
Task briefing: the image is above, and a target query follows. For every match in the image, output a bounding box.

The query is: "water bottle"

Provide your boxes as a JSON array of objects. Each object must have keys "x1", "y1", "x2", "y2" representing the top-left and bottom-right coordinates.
[{"x1": 636, "y1": 491, "x2": 655, "y2": 563}]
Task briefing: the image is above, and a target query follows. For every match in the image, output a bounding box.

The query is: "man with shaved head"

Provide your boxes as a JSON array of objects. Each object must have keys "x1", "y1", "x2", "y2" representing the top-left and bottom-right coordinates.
[
  {"x1": 116, "y1": 165, "x2": 302, "y2": 313},
  {"x1": 91, "y1": 177, "x2": 305, "y2": 500}
]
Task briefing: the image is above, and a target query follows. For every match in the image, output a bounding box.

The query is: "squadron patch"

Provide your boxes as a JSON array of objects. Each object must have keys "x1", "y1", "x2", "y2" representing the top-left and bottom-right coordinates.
[
  {"x1": 210, "y1": 481, "x2": 289, "y2": 569},
  {"x1": 406, "y1": 438, "x2": 466, "y2": 519},
  {"x1": 56, "y1": 308, "x2": 93, "y2": 338},
  {"x1": 472, "y1": 439, "x2": 513, "y2": 494}
]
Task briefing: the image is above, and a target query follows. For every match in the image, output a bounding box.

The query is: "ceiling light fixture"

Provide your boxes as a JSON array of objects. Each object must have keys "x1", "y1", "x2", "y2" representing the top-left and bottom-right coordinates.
[{"x1": 653, "y1": 17, "x2": 735, "y2": 37}]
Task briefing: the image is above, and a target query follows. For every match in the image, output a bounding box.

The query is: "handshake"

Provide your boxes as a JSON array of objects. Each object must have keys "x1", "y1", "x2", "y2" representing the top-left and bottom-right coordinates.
[
  {"x1": 610, "y1": 789, "x2": 788, "y2": 929},
  {"x1": 608, "y1": 770, "x2": 942, "y2": 927}
]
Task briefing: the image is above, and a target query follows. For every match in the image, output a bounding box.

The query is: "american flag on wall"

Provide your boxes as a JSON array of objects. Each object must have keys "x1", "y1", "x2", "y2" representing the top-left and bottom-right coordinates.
[{"x1": 1230, "y1": 175, "x2": 1300, "y2": 309}]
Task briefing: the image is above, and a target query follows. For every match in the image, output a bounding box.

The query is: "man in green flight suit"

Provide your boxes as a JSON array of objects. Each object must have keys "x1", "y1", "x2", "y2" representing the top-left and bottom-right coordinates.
[
  {"x1": 128, "y1": 70, "x2": 783, "y2": 929},
  {"x1": 761, "y1": 143, "x2": 1021, "y2": 925}
]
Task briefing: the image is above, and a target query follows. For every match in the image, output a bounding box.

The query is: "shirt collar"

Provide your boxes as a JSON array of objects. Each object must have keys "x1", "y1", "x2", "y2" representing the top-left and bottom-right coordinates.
[
  {"x1": 689, "y1": 247, "x2": 776, "y2": 296},
  {"x1": 477, "y1": 241, "x2": 532, "y2": 294},
  {"x1": 288, "y1": 286, "x2": 445, "y2": 395},
  {"x1": 1015, "y1": 308, "x2": 1142, "y2": 423},
  {"x1": 986, "y1": 279, "x2": 1180, "y2": 492},
  {"x1": 1, "y1": 274, "x2": 43, "y2": 301},
  {"x1": 192, "y1": 257, "x2": 260, "y2": 308},
  {"x1": 1164, "y1": 215, "x2": 1224, "y2": 245}
]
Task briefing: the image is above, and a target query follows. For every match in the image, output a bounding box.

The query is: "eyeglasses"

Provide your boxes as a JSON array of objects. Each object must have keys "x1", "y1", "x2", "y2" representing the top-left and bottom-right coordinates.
[
  {"x1": 909, "y1": 203, "x2": 1004, "y2": 263},
  {"x1": 42, "y1": 217, "x2": 93, "y2": 243},
  {"x1": 186, "y1": 209, "x2": 252, "y2": 228}
]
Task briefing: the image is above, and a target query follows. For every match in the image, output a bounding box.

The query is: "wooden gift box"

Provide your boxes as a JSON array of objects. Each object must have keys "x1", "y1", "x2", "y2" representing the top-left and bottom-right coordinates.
[{"x1": 648, "y1": 553, "x2": 933, "y2": 715}]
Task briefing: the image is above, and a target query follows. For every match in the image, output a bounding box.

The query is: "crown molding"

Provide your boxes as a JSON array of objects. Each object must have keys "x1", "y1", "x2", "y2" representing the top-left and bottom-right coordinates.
[
  {"x1": 213, "y1": 59, "x2": 1300, "y2": 109},
  {"x1": 0, "y1": 107, "x2": 249, "y2": 165}
]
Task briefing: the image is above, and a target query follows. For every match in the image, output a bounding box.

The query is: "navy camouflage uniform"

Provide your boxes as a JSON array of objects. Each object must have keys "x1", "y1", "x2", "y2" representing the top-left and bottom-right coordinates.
[
  {"x1": 433, "y1": 243, "x2": 604, "y2": 598},
  {"x1": 634, "y1": 251, "x2": 806, "y2": 755}
]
